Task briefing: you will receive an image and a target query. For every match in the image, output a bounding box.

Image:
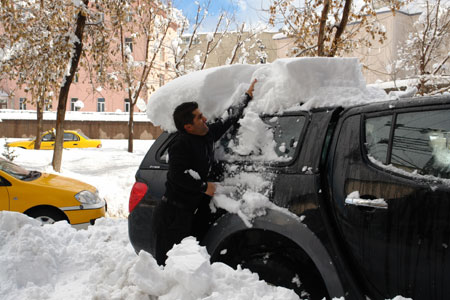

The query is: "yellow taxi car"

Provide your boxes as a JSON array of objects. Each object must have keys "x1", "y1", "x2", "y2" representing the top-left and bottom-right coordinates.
[
  {"x1": 0, "y1": 157, "x2": 106, "y2": 228},
  {"x1": 7, "y1": 130, "x2": 102, "y2": 150}
]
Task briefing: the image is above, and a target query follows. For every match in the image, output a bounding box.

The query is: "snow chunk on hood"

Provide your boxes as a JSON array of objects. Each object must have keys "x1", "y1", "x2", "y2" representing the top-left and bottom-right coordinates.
[{"x1": 147, "y1": 57, "x2": 388, "y2": 132}]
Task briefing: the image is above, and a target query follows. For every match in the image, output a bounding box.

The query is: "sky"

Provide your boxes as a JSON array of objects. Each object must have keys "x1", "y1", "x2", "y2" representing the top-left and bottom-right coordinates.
[{"x1": 172, "y1": 0, "x2": 272, "y2": 32}]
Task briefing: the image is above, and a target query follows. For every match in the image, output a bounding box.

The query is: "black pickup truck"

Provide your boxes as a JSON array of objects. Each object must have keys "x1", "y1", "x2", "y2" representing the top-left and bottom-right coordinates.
[{"x1": 128, "y1": 95, "x2": 450, "y2": 300}]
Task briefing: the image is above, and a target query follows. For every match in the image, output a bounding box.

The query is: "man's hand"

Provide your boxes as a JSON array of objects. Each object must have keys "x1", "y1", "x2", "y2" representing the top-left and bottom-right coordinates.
[
  {"x1": 246, "y1": 79, "x2": 258, "y2": 98},
  {"x1": 204, "y1": 182, "x2": 216, "y2": 196}
]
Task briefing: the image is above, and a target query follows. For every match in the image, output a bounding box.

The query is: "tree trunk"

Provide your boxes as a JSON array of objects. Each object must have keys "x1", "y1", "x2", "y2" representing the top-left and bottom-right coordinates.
[
  {"x1": 128, "y1": 102, "x2": 134, "y2": 153},
  {"x1": 34, "y1": 100, "x2": 43, "y2": 150},
  {"x1": 52, "y1": 1, "x2": 88, "y2": 172},
  {"x1": 318, "y1": 0, "x2": 331, "y2": 56},
  {"x1": 329, "y1": 0, "x2": 352, "y2": 57}
]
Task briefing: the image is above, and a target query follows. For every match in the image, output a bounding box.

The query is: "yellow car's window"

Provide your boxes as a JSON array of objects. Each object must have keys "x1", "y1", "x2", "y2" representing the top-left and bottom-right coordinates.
[
  {"x1": 0, "y1": 159, "x2": 30, "y2": 180},
  {"x1": 64, "y1": 133, "x2": 79, "y2": 141},
  {"x1": 77, "y1": 132, "x2": 90, "y2": 139},
  {"x1": 42, "y1": 133, "x2": 55, "y2": 141}
]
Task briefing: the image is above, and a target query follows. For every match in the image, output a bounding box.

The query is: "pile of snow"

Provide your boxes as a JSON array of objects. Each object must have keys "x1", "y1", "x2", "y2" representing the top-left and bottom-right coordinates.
[
  {"x1": 0, "y1": 211, "x2": 299, "y2": 300},
  {"x1": 147, "y1": 57, "x2": 388, "y2": 132},
  {"x1": 74, "y1": 99, "x2": 84, "y2": 109}
]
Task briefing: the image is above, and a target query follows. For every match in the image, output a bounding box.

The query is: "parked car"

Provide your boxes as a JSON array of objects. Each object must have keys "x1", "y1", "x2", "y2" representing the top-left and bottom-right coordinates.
[
  {"x1": 128, "y1": 94, "x2": 450, "y2": 300},
  {"x1": 0, "y1": 157, "x2": 106, "y2": 228},
  {"x1": 6, "y1": 129, "x2": 102, "y2": 150}
]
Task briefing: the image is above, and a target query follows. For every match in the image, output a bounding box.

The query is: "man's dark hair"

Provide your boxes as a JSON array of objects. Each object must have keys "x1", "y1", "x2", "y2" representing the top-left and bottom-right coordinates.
[{"x1": 173, "y1": 101, "x2": 198, "y2": 132}]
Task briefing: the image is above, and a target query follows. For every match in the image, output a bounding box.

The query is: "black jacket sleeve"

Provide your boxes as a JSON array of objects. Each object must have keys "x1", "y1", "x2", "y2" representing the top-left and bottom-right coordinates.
[
  {"x1": 208, "y1": 92, "x2": 252, "y2": 142},
  {"x1": 166, "y1": 137, "x2": 208, "y2": 194}
]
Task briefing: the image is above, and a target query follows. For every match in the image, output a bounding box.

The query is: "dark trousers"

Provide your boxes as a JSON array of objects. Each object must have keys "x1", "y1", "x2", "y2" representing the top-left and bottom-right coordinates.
[{"x1": 152, "y1": 196, "x2": 212, "y2": 265}]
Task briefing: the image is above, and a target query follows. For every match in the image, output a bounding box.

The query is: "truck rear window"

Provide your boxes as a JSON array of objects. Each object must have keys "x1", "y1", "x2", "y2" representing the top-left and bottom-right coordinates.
[{"x1": 217, "y1": 114, "x2": 307, "y2": 164}]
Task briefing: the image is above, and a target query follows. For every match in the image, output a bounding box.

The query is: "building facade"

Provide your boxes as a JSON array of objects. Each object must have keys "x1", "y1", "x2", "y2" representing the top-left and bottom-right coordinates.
[{"x1": 0, "y1": 7, "x2": 177, "y2": 113}]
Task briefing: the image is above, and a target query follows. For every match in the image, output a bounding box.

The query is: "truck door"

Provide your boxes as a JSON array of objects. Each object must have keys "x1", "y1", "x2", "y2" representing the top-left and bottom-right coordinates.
[{"x1": 328, "y1": 106, "x2": 450, "y2": 300}]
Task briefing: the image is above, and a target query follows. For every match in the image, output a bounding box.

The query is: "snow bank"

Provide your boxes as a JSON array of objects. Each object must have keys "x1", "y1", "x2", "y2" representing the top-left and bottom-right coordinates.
[
  {"x1": 147, "y1": 57, "x2": 388, "y2": 132},
  {"x1": 0, "y1": 211, "x2": 299, "y2": 300}
]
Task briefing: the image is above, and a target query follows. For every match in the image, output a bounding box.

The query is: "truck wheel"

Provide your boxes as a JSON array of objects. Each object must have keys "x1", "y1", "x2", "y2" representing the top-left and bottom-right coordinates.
[
  {"x1": 210, "y1": 229, "x2": 329, "y2": 299},
  {"x1": 241, "y1": 252, "x2": 314, "y2": 299},
  {"x1": 26, "y1": 208, "x2": 67, "y2": 225}
]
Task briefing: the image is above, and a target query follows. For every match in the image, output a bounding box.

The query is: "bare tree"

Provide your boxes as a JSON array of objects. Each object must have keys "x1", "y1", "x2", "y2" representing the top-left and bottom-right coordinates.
[
  {"x1": 52, "y1": 0, "x2": 90, "y2": 171},
  {"x1": 0, "y1": 1, "x2": 72, "y2": 150},
  {"x1": 226, "y1": 23, "x2": 267, "y2": 65},
  {"x1": 86, "y1": 0, "x2": 178, "y2": 153},
  {"x1": 167, "y1": 2, "x2": 268, "y2": 76},
  {"x1": 167, "y1": 1, "x2": 231, "y2": 77},
  {"x1": 395, "y1": 0, "x2": 450, "y2": 95},
  {"x1": 268, "y1": 0, "x2": 405, "y2": 57}
]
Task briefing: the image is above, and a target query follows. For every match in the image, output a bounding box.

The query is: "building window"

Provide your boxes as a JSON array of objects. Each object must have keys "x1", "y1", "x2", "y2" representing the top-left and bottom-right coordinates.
[
  {"x1": 181, "y1": 36, "x2": 199, "y2": 45},
  {"x1": 44, "y1": 99, "x2": 52, "y2": 111},
  {"x1": 125, "y1": 98, "x2": 130, "y2": 112},
  {"x1": 125, "y1": 38, "x2": 133, "y2": 52},
  {"x1": 97, "y1": 98, "x2": 105, "y2": 112},
  {"x1": 126, "y1": 12, "x2": 133, "y2": 22},
  {"x1": 74, "y1": 72, "x2": 79, "y2": 83},
  {"x1": 19, "y1": 98, "x2": 26, "y2": 110},
  {"x1": 71, "y1": 98, "x2": 78, "y2": 111},
  {"x1": 159, "y1": 74, "x2": 165, "y2": 87}
]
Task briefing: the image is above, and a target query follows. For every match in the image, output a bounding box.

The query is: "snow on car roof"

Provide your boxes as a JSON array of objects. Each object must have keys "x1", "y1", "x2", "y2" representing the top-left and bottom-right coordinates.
[{"x1": 147, "y1": 57, "x2": 388, "y2": 132}]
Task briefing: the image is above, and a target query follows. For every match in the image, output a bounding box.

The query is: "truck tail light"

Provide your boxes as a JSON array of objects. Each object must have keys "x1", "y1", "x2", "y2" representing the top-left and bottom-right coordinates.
[
  {"x1": 97, "y1": 144, "x2": 102, "y2": 148},
  {"x1": 129, "y1": 182, "x2": 148, "y2": 212}
]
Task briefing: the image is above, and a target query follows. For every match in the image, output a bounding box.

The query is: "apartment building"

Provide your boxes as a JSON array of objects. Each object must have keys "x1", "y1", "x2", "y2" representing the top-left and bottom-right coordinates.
[{"x1": 0, "y1": 7, "x2": 177, "y2": 113}]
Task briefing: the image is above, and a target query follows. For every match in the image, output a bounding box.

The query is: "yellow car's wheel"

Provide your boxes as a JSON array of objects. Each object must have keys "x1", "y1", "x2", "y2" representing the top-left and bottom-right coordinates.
[{"x1": 26, "y1": 207, "x2": 68, "y2": 225}]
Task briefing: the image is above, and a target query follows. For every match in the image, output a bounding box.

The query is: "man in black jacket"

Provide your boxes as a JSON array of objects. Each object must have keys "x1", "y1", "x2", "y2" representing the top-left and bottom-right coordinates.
[{"x1": 152, "y1": 79, "x2": 257, "y2": 265}]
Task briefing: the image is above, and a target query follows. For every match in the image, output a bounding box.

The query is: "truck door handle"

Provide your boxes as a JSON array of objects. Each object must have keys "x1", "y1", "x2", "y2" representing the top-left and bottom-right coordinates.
[
  {"x1": 73, "y1": 143, "x2": 78, "y2": 145},
  {"x1": 345, "y1": 197, "x2": 388, "y2": 209}
]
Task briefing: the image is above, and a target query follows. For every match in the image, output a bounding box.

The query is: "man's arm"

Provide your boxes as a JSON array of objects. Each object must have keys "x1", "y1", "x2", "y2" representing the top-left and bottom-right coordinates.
[{"x1": 209, "y1": 79, "x2": 257, "y2": 141}]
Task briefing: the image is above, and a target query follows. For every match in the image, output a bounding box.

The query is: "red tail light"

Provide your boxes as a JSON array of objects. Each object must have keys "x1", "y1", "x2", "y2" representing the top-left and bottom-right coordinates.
[
  {"x1": 97, "y1": 144, "x2": 102, "y2": 148},
  {"x1": 129, "y1": 182, "x2": 148, "y2": 212}
]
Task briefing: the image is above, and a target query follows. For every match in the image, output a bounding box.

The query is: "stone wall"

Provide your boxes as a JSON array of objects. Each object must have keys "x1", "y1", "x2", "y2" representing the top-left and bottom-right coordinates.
[{"x1": 0, "y1": 119, "x2": 163, "y2": 140}]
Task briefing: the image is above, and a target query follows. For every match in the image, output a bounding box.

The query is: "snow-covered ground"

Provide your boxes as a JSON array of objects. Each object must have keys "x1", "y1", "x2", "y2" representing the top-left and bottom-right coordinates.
[{"x1": 0, "y1": 139, "x2": 302, "y2": 300}]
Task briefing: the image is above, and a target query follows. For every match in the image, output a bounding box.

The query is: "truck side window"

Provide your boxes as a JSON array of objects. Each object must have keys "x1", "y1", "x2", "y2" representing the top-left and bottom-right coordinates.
[
  {"x1": 365, "y1": 115, "x2": 392, "y2": 164},
  {"x1": 218, "y1": 114, "x2": 307, "y2": 163},
  {"x1": 264, "y1": 115, "x2": 306, "y2": 160},
  {"x1": 392, "y1": 110, "x2": 450, "y2": 178}
]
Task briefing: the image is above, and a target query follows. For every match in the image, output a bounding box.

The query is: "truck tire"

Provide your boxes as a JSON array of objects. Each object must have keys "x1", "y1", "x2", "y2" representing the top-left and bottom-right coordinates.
[{"x1": 239, "y1": 250, "x2": 324, "y2": 299}]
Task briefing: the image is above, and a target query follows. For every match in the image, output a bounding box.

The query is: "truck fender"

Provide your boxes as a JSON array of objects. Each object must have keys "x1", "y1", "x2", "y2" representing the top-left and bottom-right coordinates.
[{"x1": 203, "y1": 209, "x2": 345, "y2": 298}]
